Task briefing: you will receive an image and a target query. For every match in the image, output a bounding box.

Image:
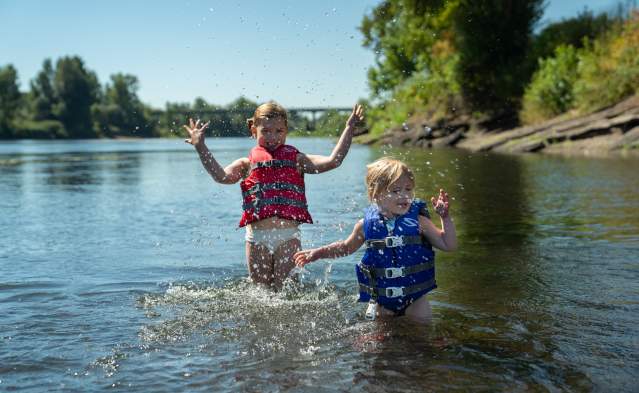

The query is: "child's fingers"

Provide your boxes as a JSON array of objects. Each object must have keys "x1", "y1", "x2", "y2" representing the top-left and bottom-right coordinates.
[{"x1": 294, "y1": 256, "x2": 307, "y2": 267}]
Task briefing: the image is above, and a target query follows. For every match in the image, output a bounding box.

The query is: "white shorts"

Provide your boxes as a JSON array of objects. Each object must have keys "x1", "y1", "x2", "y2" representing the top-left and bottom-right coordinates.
[{"x1": 245, "y1": 226, "x2": 301, "y2": 254}]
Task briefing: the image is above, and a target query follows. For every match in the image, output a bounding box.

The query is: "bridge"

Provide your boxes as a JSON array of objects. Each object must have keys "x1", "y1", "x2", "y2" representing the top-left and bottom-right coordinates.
[{"x1": 150, "y1": 107, "x2": 353, "y2": 131}]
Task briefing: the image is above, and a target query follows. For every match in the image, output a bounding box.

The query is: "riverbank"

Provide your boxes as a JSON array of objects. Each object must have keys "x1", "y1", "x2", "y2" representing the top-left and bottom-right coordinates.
[{"x1": 360, "y1": 95, "x2": 639, "y2": 157}]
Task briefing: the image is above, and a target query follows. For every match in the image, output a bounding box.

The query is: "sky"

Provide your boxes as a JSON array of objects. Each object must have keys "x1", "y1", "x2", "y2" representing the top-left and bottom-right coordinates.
[{"x1": 0, "y1": 0, "x2": 629, "y2": 109}]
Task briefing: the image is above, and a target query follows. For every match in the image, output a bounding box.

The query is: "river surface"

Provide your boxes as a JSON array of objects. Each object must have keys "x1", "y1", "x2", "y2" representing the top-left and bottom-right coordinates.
[{"x1": 1, "y1": 138, "x2": 638, "y2": 392}]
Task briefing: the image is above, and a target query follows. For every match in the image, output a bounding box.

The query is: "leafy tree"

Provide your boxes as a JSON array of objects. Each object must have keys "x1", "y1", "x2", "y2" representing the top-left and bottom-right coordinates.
[
  {"x1": 453, "y1": 0, "x2": 545, "y2": 113},
  {"x1": 225, "y1": 96, "x2": 258, "y2": 136},
  {"x1": 0, "y1": 64, "x2": 22, "y2": 138},
  {"x1": 531, "y1": 9, "x2": 617, "y2": 61},
  {"x1": 53, "y1": 56, "x2": 100, "y2": 138},
  {"x1": 29, "y1": 59, "x2": 57, "y2": 121},
  {"x1": 93, "y1": 73, "x2": 154, "y2": 136},
  {"x1": 360, "y1": 0, "x2": 458, "y2": 97},
  {"x1": 573, "y1": 10, "x2": 639, "y2": 111},
  {"x1": 360, "y1": 0, "x2": 544, "y2": 119}
]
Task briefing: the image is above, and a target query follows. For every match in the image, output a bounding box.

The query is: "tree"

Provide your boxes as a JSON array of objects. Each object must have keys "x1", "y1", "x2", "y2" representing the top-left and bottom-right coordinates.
[
  {"x1": 30, "y1": 59, "x2": 57, "y2": 121},
  {"x1": 531, "y1": 9, "x2": 617, "y2": 61},
  {"x1": 53, "y1": 56, "x2": 100, "y2": 138},
  {"x1": 360, "y1": 0, "x2": 545, "y2": 115},
  {"x1": 453, "y1": 0, "x2": 545, "y2": 113},
  {"x1": 359, "y1": 0, "x2": 458, "y2": 97},
  {"x1": 0, "y1": 65, "x2": 22, "y2": 138},
  {"x1": 93, "y1": 73, "x2": 153, "y2": 136}
]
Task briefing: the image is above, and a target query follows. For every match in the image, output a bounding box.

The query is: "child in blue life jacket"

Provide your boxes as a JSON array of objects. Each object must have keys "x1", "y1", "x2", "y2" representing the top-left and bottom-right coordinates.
[
  {"x1": 183, "y1": 102, "x2": 364, "y2": 291},
  {"x1": 293, "y1": 157, "x2": 457, "y2": 322}
]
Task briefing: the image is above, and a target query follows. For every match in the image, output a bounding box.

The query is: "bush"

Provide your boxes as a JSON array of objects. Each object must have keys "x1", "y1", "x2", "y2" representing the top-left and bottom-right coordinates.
[
  {"x1": 520, "y1": 45, "x2": 579, "y2": 124},
  {"x1": 521, "y1": 11, "x2": 639, "y2": 124},
  {"x1": 367, "y1": 51, "x2": 462, "y2": 138},
  {"x1": 14, "y1": 120, "x2": 67, "y2": 139},
  {"x1": 573, "y1": 11, "x2": 639, "y2": 111}
]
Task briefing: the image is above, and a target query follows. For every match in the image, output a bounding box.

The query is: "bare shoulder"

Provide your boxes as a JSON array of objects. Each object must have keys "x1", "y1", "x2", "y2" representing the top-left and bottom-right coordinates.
[
  {"x1": 229, "y1": 157, "x2": 250, "y2": 170},
  {"x1": 295, "y1": 151, "x2": 310, "y2": 164},
  {"x1": 235, "y1": 157, "x2": 250, "y2": 167}
]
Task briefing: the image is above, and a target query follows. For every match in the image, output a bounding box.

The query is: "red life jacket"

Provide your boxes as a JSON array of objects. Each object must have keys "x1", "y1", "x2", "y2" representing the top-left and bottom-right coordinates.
[{"x1": 239, "y1": 144, "x2": 313, "y2": 227}]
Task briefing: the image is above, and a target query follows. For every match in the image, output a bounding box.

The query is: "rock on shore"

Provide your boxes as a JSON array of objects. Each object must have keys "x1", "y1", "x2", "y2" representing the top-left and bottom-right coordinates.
[{"x1": 369, "y1": 95, "x2": 639, "y2": 156}]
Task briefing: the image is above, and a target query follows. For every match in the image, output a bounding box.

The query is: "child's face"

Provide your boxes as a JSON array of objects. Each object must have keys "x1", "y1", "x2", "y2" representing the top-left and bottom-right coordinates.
[
  {"x1": 251, "y1": 117, "x2": 287, "y2": 151},
  {"x1": 374, "y1": 174, "x2": 415, "y2": 217}
]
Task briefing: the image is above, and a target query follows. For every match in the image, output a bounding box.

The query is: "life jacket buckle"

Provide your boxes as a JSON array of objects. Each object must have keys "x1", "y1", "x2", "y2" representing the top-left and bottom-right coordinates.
[
  {"x1": 384, "y1": 236, "x2": 404, "y2": 248},
  {"x1": 365, "y1": 300, "x2": 377, "y2": 320},
  {"x1": 384, "y1": 286, "x2": 405, "y2": 298},
  {"x1": 384, "y1": 267, "x2": 405, "y2": 278}
]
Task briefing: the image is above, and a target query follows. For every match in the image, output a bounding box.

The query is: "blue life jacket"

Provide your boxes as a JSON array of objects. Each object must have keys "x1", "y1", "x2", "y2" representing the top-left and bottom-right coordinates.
[{"x1": 356, "y1": 199, "x2": 436, "y2": 312}]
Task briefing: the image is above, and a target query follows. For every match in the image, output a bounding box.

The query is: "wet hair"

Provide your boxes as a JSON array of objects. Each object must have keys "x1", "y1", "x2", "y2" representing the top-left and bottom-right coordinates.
[
  {"x1": 365, "y1": 157, "x2": 415, "y2": 202},
  {"x1": 246, "y1": 101, "x2": 288, "y2": 131}
]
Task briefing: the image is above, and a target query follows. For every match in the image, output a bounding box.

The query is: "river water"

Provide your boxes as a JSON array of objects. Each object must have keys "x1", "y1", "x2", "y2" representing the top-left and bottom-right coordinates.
[{"x1": 1, "y1": 138, "x2": 638, "y2": 392}]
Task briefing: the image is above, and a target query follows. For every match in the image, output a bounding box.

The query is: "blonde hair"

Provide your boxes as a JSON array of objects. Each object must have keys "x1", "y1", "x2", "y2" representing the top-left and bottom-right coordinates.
[
  {"x1": 246, "y1": 101, "x2": 288, "y2": 131},
  {"x1": 366, "y1": 157, "x2": 414, "y2": 201}
]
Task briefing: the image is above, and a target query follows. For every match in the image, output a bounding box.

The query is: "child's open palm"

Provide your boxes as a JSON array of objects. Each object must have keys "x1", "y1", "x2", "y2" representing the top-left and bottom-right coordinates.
[
  {"x1": 431, "y1": 189, "x2": 450, "y2": 218},
  {"x1": 183, "y1": 118, "x2": 210, "y2": 147},
  {"x1": 346, "y1": 104, "x2": 365, "y2": 128}
]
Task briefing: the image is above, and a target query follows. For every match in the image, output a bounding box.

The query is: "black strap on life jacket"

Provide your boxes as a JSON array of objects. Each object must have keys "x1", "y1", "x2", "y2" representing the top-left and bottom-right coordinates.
[
  {"x1": 359, "y1": 260, "x2": 434, "y2": 280},
  {"x1": 242, "y1": 182, "x2": 305, "y2": 198},
  {"x1": 250, "y1": 159, "x2": 297, "y2": 170},
  {"x1": 358, "y1": 278, "x2": 436, "y2": 299},
  {"x1": 242, "y1": 196, "x2": 308, "y2": 212},
  {"x1": 365, "y1": 235, "x2": 427, "y2": 249}
]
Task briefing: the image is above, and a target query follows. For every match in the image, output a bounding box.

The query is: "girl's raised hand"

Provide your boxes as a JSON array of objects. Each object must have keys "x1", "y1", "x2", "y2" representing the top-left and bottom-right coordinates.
[
  {"x1": 431, "y1": 189, "x2": 450, "y2": 218},
  {"x1": 346, "y1": 104, "x2": 365, "y2": 128},
  {"x1": 183, "y1": 118, "x2": 210, "y2": 147},
  {"x1": 293, "y1": 249, "x2": 319, "y2": 267}
]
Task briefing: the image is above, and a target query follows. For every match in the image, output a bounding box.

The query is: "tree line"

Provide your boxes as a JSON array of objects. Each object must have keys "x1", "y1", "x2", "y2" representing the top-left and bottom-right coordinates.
[{"x1": 0, "y1": 57, "x2": 327, "y2": 139}]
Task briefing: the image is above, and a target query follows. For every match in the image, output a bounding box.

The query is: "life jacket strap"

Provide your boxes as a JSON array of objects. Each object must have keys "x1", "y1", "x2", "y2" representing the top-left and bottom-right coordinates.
[
  {"x1": 360, "y1": 260, "x2": 434, "y2": 279},
  {"x1": 365, "y1": 235, "x2": 426, "y2": 249},
  {"x1": 242, "y1": 182, "x2": 305, "y2": 198},
  {"x1": 358, "y1": 279, "x2": 435, "y2": 299},
  {"x1": 251, "y1": 159, "x2": 297, "y2": 170},
  {"x1": 243, "y1": 196, "x2": 308, "y2": 212}
]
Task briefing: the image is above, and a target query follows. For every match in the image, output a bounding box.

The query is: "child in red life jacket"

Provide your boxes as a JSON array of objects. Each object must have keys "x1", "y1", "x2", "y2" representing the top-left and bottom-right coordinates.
[
  {"x1": 184, "y1": 102, "x2": 364, "y2": 290},
  {"x1": 293, "y1": 157, "x2": 457, "y2": 322}
]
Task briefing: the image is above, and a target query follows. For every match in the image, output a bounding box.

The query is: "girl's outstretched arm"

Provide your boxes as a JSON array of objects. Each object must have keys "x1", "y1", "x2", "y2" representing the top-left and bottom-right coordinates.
[
  {"x1": 297, "y1": 104, "x2": 364, "y2": 174},
  {"x1": 184, "y1": 118, "x2": 249, "y2": 184},
  {"x1": 420, "y1": 189, "x2": 457, "y2": 251},
  {"x1": 294, "y1": 219, "x2": 365, "y2": 266}
]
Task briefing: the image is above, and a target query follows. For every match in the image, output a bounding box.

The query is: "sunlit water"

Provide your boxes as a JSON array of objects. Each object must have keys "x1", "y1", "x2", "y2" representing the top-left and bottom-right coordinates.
[{"x1": 1, "y1": 138, "x2": 638, "y2": 392}]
